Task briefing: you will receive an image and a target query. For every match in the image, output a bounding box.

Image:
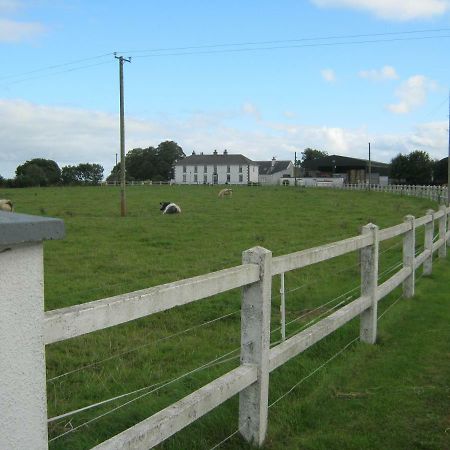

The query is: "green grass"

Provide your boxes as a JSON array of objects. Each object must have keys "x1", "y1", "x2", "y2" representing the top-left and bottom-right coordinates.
[{"x1": 1, "y1": 185, "x2": 448, "y2": 449}]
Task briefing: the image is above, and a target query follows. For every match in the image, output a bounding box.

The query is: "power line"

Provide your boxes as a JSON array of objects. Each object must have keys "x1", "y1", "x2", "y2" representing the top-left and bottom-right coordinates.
[
  {"x1": 120, "y1": 27, "x2": 450, "y2": 55},
  {"x1": 0, "y1": 53, "x2": 114, "y2": 81},
  {"x1": 131, "y1": 34, "x2": 450, "y2": 59}
]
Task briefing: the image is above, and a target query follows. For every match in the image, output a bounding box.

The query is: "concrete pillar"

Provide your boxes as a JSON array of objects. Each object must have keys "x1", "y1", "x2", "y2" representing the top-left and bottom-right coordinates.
[
  {"x1": 403, "y1": 215, "x2": 416, "y2": 298},
  {"x1": 423, "y1": 210, "x2": 434, "y2": 275},
  {"x1": 438, "y1": 205, "x2": 447, "y2": 258},
  {"x1": 239, "y1": 246, "x2": 272, "y2": 447},
  {"x1": 0, "y1": 212, "x2": 64, "y2": 450},
  {"x1": 359, "y1": 223, "x2": 379, "y2": 344}
]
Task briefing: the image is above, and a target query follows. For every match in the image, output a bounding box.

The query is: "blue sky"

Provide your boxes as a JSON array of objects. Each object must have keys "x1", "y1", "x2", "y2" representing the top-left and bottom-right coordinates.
[{"x1": 1, "y1": 0, "x2": 450, "y2": 178}]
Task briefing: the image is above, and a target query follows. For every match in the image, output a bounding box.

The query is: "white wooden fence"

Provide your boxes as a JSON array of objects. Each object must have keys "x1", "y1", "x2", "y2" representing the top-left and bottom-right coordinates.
[
  {"x1": 341, "y1": 183, "x2": 448, "y2": 203},
  {"x1": 1, "y1": 205, "x2": 449, "y2": 449}
]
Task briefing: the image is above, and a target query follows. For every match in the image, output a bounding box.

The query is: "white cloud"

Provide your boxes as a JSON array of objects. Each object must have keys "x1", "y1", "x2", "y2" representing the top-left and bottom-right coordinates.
[
  {"x1": 311, "y1": 0, "x2": 450, "y2": 21},
  {"x1": 242, "y1": 102, "x2": 262, "y2": 120},
  {"x1": 0, "y1": 99, "x2": 447, "y2": 180},
  {"x1": 321, "y1": 68, "x2": 336, "y2": 83},
  {"x1": 387, "y1": 75, "x2": 437, "y2": 114},
  {"x1": 0, "y1": 18, "x2": 46, "y2": 42},
  {"x1": 359, "y1": 65, "x2": 399, "y2": 81},
  {"x1": 0, "y1": 0, "x2": 22, "y2": 14}
]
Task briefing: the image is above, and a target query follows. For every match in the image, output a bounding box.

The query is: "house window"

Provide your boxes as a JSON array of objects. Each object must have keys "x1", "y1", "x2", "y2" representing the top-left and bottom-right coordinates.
[
  {"x1": 204, "y1": 165, "x2": 207, "y2": 173},
  {"x1": 227, "y1": 174, "x2": 231, "y2": 182},
  {"x1": 213, "y1": 165, "x2": 217, "y2": 173},
  {"x1": 194, "y1": 174, "x2": 198, "y2": 183},
  {"x1": 239, "y1": 174, "x2": 243, "y2": 182},
  {"x1": 204, "y1": 174, "x2": 208, "y2": 183},
  {"x1": 183, "y1": 166, "x2": 187, "y2": 173},
  {"x1": 239, "y1": 165, "x2": 242, "y2": 173},
  {"x1": 194, "y1": 165, "x2": 198, "y2": 173},
  {"x1": 227, "y1": 165, "x2": 230, "y2": 173},
  {"x1": 182, "y1": 174, "x2": 186, "y2": 182}
]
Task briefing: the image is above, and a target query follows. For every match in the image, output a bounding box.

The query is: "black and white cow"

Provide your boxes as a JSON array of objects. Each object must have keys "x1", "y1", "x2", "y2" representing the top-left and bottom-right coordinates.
[{"x1": 160, "y1": 202, "x2": 181, "y2": 214}]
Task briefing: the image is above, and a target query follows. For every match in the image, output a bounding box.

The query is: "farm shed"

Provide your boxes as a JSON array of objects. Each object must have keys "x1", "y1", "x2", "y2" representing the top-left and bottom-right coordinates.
[
  {"x1": 256, "y1": 157, "x2": 294, "y2": 185},
  {"x1": 173, "y1": 150, "x2": 259, "y2": 185},
  {"x1": 302, "y1": 154, "x2": 390, "y2": 184}
]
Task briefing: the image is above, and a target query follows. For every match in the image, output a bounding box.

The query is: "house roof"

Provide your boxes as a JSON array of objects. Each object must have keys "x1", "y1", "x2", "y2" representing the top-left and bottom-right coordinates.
[
  {"x1": 174, "y1": 153, "x2": 256, "y2": 166},
  {"x1": 302, "y1": 154, "x2": 390, "y2": 175},
  {"x1": 256, "y1": 160, "x2": 292, "y2": 175}
]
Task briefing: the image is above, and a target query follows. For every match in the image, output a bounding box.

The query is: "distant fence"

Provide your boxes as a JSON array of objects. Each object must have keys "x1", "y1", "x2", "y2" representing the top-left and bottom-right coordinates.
[
  {"x1": 339, "y1": 183, "x2": 449, "y2": 204},
  {"x1": 1, "y1": 204, "x2": 449, "y2": 449}
]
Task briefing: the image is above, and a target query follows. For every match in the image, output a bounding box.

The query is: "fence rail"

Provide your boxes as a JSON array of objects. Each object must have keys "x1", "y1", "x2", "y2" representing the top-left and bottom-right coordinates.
[{"x1": 1, "y1": 201, "x2": 449, "y2": 449}]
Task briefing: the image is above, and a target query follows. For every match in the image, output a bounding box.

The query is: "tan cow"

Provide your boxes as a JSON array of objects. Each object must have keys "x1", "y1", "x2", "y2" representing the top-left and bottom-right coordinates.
[{"x1": 0, "y1": 199, "x2": 13, "y2": 212}]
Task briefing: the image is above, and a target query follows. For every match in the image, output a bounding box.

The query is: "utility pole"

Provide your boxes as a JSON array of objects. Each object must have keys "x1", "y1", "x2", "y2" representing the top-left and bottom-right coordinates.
[
  {"x1": 368, "y1": 142, "x2": 371, "y2": 192},
  {"x1": 448, "y1": 91, "x2": 450, "y2": 205},
  {"x1": 294, "y1": 151, "x2": 297, "y2": 186},
  {"x1": 115, "y1": 53, "x2": 131, "y2": 217}
]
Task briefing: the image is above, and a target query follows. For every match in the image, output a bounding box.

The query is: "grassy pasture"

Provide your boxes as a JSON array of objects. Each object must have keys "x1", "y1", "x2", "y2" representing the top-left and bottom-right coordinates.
[{"x1": 1, "y1": 185, "x2": 448, "y2": 449}]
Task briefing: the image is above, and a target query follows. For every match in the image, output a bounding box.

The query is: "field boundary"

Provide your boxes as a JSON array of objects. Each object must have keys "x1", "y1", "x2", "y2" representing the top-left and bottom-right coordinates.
[{"x1": 1, "y1": 203, "x2": 449, "y2": 449}]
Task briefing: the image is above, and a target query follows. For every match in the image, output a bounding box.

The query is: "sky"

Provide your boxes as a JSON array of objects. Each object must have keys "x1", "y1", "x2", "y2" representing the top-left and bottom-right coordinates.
[{"x1": 1, "y1": 0, "x2": 450, "y2": 179}]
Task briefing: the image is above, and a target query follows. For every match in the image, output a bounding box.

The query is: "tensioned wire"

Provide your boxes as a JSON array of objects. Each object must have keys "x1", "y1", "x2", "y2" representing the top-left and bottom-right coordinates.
[{"x1": 47, "y1": 249, "x2": 420, "y2": 442}]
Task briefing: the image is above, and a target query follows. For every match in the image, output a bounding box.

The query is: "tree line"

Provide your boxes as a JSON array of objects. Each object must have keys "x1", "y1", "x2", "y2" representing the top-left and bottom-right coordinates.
[{"x1": 0, "y1": 159, "x2": 104, "y2": 188}]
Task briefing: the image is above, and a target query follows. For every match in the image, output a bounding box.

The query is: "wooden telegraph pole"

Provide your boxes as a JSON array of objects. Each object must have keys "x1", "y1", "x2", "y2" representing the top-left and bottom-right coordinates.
[{"x1": 115, "y1": 53, "x2": 131, "y2": 216}]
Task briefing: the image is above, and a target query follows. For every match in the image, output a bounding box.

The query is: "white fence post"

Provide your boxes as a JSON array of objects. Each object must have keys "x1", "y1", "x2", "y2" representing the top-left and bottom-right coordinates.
[
  {"x1": 280, "y1": 272, "x2": 286, "y2": 341},
  {"x1": 423, "y1": 209, "x2": 434, "y2": 275},
  {"x1": 0, "y1": 212, "x2": 64, "y2": 450},
  {"x1": 239, "y1": 246, "x2": 272, "y2": 447},
  {"x1": 359, "y1": 223, "x2": 379, "y2": 344},
  {"x1": 403, "y1": 215, "x2": 415, "y2": 298},
  {"x1": 438, "y1": 205, "x2": 447, "y2": 258}
]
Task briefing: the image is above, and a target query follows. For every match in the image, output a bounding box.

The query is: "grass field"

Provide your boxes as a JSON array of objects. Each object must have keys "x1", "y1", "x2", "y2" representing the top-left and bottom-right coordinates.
[{"x1": 1, "y1": 185, "x2": 448, "y2": 449}]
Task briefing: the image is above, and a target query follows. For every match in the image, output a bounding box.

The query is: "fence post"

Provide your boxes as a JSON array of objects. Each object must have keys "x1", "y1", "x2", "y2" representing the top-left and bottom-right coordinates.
[
  {"x1": 0, "y1": 212, "x2": 64, "y2": 450},
  {"x1": 280, "y1": 272, "x2": 286, "y2": 341},
  {"x1": 438, "y1": 205, "x2": 447, "y2": 258},
  {"x1": 359, "y1": 223, "x2": 379, "y2": 344},
  {"x1": 423, "y1": 209, "x2": 434, "y2": 275},
  {"x1": 239, "y1": 246, "x2": 272, "y2": 447},
  {"x1": 403, "y1": 215, "x2": 415, "y2": 298}
]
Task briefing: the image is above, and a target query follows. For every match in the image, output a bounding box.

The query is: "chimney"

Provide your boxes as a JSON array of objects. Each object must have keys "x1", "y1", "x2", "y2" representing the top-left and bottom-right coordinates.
[
  {"x1": 223, "y1": 149, "x2": 228, "y2": 155},
  {"x1": 213, "y1": 149, "x2": 218, "y2": 155},
  {"x1": 271, "y1": 156, "x2": 276, "y2": 167}
]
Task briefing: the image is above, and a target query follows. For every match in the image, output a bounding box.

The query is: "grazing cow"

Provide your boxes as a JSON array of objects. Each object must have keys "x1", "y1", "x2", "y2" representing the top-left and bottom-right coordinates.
[
  {"x1": 160, "y1": 202, "x2": 181, "y2": 214},
  {"x1": 0, "y1": 199, "x2": 13, "y2": 212},
  {"x1": 218, "y1": 188, "x2": 233, "y2": 198}
]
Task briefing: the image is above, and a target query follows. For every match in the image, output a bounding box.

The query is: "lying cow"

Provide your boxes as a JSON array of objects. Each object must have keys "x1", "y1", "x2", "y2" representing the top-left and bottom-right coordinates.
[
  {"x1": 218, "y1": 188, "x2": 232, "y2": 198},
  {"x1": 0, "y1": 199, "x2": 13, "y2": 212},
  {"x1": 160, "y1": 202, "x2": 181, "y2": 214}
]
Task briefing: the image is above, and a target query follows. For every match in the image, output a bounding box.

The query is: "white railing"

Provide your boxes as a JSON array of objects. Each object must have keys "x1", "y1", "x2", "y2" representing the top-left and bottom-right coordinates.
[
  {"x1": 340, "y1": 183, "x2": 448, "y2": 204},
  {"x1": 1, "y1": 205, "x2": 449, "y2": 449}
]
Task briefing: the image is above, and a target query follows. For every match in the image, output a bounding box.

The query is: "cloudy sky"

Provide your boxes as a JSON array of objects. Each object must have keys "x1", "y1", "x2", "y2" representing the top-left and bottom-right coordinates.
[{"x1": 1, "y1": 0, "x2": 450, "y2": 178}]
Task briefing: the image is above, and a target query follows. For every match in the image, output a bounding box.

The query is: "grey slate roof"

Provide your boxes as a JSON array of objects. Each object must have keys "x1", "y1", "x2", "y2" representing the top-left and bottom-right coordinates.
[
  {"x1": 174, "y1": 154, "x2": 256, "y2": 166},
  {"x1": 256, "y1": 160, "x2": 292, "y2": 175}
]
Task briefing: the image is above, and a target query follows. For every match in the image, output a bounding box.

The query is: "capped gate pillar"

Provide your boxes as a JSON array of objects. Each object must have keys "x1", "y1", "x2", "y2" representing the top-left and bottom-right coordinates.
[{"x1": 0, "y1": 211, "x2": 64, "y2": 450}]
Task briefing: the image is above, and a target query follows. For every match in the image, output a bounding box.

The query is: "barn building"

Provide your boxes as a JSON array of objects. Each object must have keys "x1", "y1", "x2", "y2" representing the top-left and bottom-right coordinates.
[
  {"x1": 302, "y1": 154, "x2": 390, "y2": 185},
  {"x1": 173, "y1": 150, "x2": 259, "y2": 185},
  {"x1": 256, "y1": 158, "x2": 295, "y2": 185}
]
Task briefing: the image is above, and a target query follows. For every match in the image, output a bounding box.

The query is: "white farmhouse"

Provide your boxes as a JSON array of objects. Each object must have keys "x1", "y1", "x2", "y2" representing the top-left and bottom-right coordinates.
[
  {"x1": 174, "y1": 150, "x2": 259, "y2": 185},
  {"x1": 257, "y1": 158, "x2": 294, "y2": 185}
]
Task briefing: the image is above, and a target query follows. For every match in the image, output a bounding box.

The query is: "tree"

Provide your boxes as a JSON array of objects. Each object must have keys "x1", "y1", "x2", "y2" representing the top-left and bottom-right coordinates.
[
  {"x1": 300, "y1": 148, "x2": 328, "y2": 166},
  {"x1": 107, "y1": 141, "x2": 185, "y2": 181},
  {"x1": 15, "y1": 158, "x2": 61, "y2": 186},
  {"x1": 433, "y1": 157, "x2": 448, "y2": 185},
  {"x1": 61, "y1": 163, "x2": 104, "y2": 185},
  {"x1": 390, "y1": 150, "x2": 433, "y2": 185}
]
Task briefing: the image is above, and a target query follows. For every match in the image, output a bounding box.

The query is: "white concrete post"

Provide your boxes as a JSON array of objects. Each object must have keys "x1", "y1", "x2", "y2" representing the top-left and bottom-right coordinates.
[
  {"x1": 403, "y1": 215, "x2": 416, "y2": 298},
  {"x1": 423, "y1": 209, "x2": 434, "y2": 275},
  {"x1": 239, "y1": 246, "x2": 272, "y2": 447},
  {"x1": 280, "y1": 272, "x2": 286, "y2": 342},
  {"x1": 0, "y1": 212, "x2": 64, "y2": 450},
  {"x1": 359, "y1": 223, "x2": 379, "y2": 344},
  {"x1": 438, "y1": 205, "x2": 447, "y2": 258}
]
